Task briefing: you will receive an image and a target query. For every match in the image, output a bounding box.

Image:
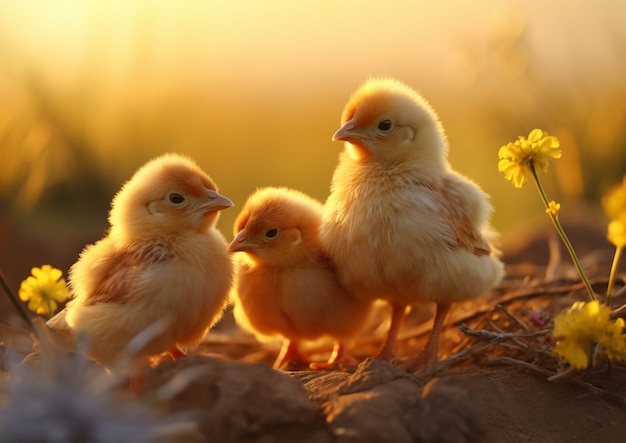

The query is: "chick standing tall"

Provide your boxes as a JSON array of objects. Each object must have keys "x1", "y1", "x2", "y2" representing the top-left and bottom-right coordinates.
[{"x1": 320, "y1": 78, "x2": 504, "y2": 372}]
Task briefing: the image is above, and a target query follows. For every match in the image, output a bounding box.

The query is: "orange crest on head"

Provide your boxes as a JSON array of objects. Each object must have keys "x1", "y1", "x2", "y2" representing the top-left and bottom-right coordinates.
[{"x1": 341, "y1": 78, "x2": 432, "y2": 128}]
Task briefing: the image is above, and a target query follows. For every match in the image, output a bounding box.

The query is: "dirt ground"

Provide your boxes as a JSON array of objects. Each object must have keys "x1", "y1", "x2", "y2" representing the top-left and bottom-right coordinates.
[
  {"x1": 163, "y1": 276, "x2": 625, "y2": 443},
  {"x1": 1, "y1": 216, "x2": 626, "y2": 442}
]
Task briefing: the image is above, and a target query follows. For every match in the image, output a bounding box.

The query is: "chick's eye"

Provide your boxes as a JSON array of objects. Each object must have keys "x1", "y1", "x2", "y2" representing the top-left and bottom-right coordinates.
[
  {"x1": 168, "y1": 193, "x2": 185, "y2": 205},
  {"x1": 265, "y1": 228, "x2": 279, "y2": 239},
  {"x1": 377, "y1": 119, "x2": 393, "y2": 133}
]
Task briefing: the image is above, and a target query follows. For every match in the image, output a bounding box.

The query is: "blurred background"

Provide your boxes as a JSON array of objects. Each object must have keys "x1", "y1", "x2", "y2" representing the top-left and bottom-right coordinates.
[{"x1": 1, "y1": 0, "x2": 625, "y2": 298}]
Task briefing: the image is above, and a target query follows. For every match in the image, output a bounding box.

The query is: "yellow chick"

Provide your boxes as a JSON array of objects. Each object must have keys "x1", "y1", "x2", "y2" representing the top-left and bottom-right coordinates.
[
  {"x1": 228, "y1": 187, "x2": 373, "y2": 370},
  {"x1": 320, "y1": 78, "x2": 505, "y2": 372},
  {"x1": 47, "y1": 153, "x2": 234, "y2": 369}
]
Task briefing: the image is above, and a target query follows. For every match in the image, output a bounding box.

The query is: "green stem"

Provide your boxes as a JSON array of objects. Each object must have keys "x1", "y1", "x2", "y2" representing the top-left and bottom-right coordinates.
[
  {"x1": 606, "y1": 245, "x2": 623, "y2": 308},
  {"x1": 530, "y1": 165, "x2": 596, "y2": 302},
  {"x1": 45, "y1": 294, "x2": 53, "y2": 321},
  {"x1": 0, "y1": 271, "x2": 38, "y2": 334}
]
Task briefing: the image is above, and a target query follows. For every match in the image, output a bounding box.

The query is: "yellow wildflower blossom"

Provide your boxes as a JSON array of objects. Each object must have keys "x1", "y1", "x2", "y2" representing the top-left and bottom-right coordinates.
[
  {"x1": 545, "y1": 200, "x2": 561, "y2": 218},
  {"x1": 602, "y1": 176, "x2": 626, "y2": 248},
  {"x1": 498, "y1": 129, "x2": 561, "y2": 188},
  {"x1": 601, "y1": 316, "x2": 626, "y2": 362},
  {"x1": 552, "y1": 300, "x2": 626, "y2": 369},
  {"x1": 607, "y1": 220, "x2": 626, "y2": 248},
  {"x1": 602, "y1": 176, "x2": 626, "y2": 223},
  {"x1": 497, "y1": 129, "x2": 595, "y2": 301},
  {"x1": 18, "y1": 265, "x2": 70, "y2": 316}
]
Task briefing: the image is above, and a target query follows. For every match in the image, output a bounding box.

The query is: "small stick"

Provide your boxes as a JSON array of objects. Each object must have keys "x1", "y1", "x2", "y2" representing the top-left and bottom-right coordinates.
[
  {"x1": 421, "y1": 325, "x2": 551, "y2": 378},
  {"x1": 397, "y1": 277, "x2": 608, "y2": 341},
  {"x1": 0, "y1": 271, "x2": 37, "y2": 335},
  {"x1": 544, "y1": 232, "x2": 561, "y2": 282},
  {"x1": 488, "y1": 321, "x2": 528, "y2": 349},
  {"x1": 419, "y1": 340, "x2": 498, "y2": 377},
  {"x1": 495, "y1": 304, "x2": 529, "y2": 331},
  {"x1": 459, "y1": 323, "x2": 550, "y2": 342}
]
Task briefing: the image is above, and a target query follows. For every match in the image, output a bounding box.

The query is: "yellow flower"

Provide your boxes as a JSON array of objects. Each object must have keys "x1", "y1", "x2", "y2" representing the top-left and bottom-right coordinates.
[
  {"x1": 602, "y1": 176, "x2": 626, "y2": 223},
  {"x1": 18, "y1": 265, "x2": 70, "y2": 316},
  {"x1": 602, "y1": 176, "x2": 626, "y2": 247},
  {"x1": 601, "y1": 317, "x2": 626, "y2": 362},
  {"x1": 498, "y1": 129, "x2": 561, "y2": 188},
  {"x1": 545, "y1": 200, "x2": 561, "y2": 218},
  {"x1": 552, "y1": 300, "x2": 626, "y2": 369},
  {"x1": 607, "y1": 220, "x2": 626, "y2": 248}
]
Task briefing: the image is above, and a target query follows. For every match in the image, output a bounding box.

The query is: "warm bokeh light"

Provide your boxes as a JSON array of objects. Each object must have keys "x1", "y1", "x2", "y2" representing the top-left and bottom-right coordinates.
[{"x1": 1, "y1": 0, "x2": 625, "y2": 295}]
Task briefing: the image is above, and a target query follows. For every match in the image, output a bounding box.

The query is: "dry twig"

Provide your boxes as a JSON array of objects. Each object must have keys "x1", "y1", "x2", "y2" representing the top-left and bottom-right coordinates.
[{"x1": 397, "y1": 277, "x2": 607, "y2": 342}]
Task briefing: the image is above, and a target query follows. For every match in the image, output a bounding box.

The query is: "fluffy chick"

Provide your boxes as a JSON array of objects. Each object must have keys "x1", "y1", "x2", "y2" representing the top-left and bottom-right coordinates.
[
  {"x1": 47, "y1": 153, "x2": 234, "y2": 369},
  {"x1": 228, "y1": 187, "x2": 373, "y2": 369},
  {"x1": 320, "y1": 78, "x2": 505, "y2": 372}
]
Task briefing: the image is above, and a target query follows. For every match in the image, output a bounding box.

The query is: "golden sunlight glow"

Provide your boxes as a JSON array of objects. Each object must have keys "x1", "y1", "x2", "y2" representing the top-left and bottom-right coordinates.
[{"x1": 0, "y1": 0, "x2": 625, "y2": 242}]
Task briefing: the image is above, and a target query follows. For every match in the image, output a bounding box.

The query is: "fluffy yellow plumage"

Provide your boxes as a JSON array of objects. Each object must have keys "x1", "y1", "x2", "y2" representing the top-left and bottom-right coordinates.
[
  {"x1": 320, "y1": 78, "x2": 505, "y2": 372},
  {"x1": 47, "y1": 153, "x2": 234, "y2": 368},
  {"x1": 228, "y1": 187, "x2": 373, "y2": 369}
]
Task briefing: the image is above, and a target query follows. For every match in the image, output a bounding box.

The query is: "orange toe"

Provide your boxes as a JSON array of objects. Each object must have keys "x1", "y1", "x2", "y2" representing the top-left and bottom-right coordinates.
[
  {"x1": 309, "y1": 342, "x2": 362, "y2": 370},
  {"x1": 168, "y1": 347, "x2": 187, "y2": 360},
  {"x1": 273, "y1": 340, "x2": 311, "y2": 370}
]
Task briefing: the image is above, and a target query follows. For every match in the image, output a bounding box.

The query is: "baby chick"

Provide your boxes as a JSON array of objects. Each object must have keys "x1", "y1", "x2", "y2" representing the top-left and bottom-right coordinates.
[
  {"x1": 228, "y1": 187, "x2": 373, "y2": 370},
  {"x1": 320, "y1": 78, "x2": 504, "y2": 372},
  {"x1": 47, "y1": 153, "x2": 234, "y2": 369}
]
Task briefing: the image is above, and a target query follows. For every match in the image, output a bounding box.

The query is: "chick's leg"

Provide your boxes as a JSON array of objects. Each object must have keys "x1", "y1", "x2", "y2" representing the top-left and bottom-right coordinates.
[
  {"x1": 309, "y1": 341, "x2": 362, "y2": 370},
  {"x1": 375, "y1": 304, "x2": 406, "y2": 361},
  {"x1": 167, "y1": 346, "x2": 187, "y2": 360},
  {"x1": 147, "y1": 346, "x2": 187, "y2": 367},
  {"x1": 309, "y1": 341, "x2": 344, "y2": 370},
  {"x1": 273, "y1": 339, "x2": 310, "y2": 370},
  {"x1": 327, "y1": 341, "x2": 343, "y2": 364},
  {"x1": 401, "y1": 302, "x2": 451, "y2": 373}
]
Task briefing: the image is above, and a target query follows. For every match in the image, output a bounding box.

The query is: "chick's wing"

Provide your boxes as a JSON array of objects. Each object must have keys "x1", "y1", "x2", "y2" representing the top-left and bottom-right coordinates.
[
  {"x1": 72, "y1": 238, "x2": 172, "y2": 306},
  {"x1": 435, "y1": 175, "x2": 492, "y2": 256}
]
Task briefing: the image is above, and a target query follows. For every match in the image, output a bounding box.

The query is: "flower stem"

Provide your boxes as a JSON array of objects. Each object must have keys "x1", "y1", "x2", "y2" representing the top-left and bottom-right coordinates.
[
  {"x1": 606, "y1": 245, "x2": 623, "y2": 308},
  {"x1": 0, "y1": 271, "x2": 38, "y2": 334},
  {"x1": 529, "y1": 165, "x2": 596, "y2": 301}
]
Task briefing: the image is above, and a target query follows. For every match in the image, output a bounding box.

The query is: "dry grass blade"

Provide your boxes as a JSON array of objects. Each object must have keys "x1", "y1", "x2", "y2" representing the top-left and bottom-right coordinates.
[
  {"x1": 0, "y1": 271, "x2": 37, "y2": 338},
  {"x1": 459, "y1": 323, "x2": 551, "y2": 342},
  {"x1": 397, "y1": 277, "x2": 607, "y2": 342}
]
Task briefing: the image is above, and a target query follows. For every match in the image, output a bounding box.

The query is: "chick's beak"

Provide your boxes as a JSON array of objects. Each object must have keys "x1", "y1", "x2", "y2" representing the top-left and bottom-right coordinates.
[
  {"x1": 228, "y1": 230, "x2": 251, "y2": 253},
  {"x1": 332, "y1": 117, "x2": 372, "y2": 144},
  {"x1": 198, "y1": 189, "x2": 234, "y2": 212}
]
